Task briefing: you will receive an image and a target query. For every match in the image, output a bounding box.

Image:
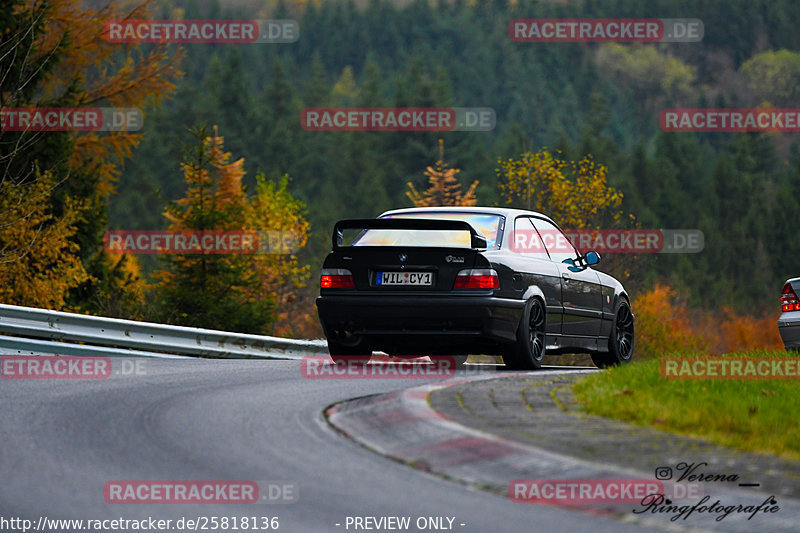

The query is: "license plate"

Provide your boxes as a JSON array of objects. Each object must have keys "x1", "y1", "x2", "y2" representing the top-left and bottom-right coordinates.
[{"x1": 377, "y1": 271, "x2": 433, "y2": 286}]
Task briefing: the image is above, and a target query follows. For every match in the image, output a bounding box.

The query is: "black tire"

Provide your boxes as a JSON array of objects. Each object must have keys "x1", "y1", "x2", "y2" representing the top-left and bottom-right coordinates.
[
  {"x1": 327, "y1": 339, "x2": 371, "y2": 364},
  {"x1": 503, "y1": 298, "x2": 546, "y2": 370},
  {"x1": 591, "y1": 299, "x2": 634, "y2": 368}
]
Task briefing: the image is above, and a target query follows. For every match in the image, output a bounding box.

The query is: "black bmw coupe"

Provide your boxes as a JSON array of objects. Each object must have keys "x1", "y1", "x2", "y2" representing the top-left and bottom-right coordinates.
[{"x1": 316, "y1": 207, "x2": 634, "y2": 370}]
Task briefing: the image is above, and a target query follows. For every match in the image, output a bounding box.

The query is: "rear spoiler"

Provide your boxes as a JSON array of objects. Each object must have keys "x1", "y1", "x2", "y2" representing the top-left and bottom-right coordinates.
[{"x1": 332, "y1": 218, "x2": 488, "y2": 250}]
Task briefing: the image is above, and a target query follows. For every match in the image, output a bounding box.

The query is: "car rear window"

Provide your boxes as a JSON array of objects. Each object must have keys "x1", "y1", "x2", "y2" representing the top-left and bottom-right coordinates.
[{"x1": 352, "y1": 212, "x2": 502, "y2": 248}]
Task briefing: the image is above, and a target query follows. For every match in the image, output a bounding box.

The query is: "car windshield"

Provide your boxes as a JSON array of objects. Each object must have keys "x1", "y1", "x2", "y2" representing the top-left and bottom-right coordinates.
[{"x1": 351, "y1": 212, "x2": 502, "y2": 248}]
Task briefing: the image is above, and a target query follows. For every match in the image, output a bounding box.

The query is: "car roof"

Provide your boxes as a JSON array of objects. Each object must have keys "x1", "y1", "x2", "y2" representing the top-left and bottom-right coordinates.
[{"x1": 379, "y1": 206, "x2": 558, "y2": 225}]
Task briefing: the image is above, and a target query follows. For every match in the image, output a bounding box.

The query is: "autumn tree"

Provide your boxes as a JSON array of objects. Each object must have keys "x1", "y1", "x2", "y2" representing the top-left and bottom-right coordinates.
[
  {"x1": 0, "y1": 0, "x2": 182, "y2": 313},
  {"x1": 406, "y1": 139, "x2": 479, "y2": 207},
  {"x1": 0, "y1": 172, "x2": 88, "y2": 308},
  {"x1": 37, "y1": 0, "x2": 182, "y2": 190},
  {"x1": 53, "y1": 0, "x2": 181, "y2": 314},
  {"x1": 739, "y1": 50, "x2": 800, "y2": 107},
  {"x1": 245, "y1": 174, "x2": 312, "y2": 337},
  {"x1": 154, "y1": 127, "x2": 312, "y2": 335},
  {"x1": 497, "y1": 149, "x2": 624, "y2": 229},
  {"x1": 154, "y1": 127, "x2": 275, "y2": 333},
  {"x1": 594, "y1": 43, "x2": 696, "y2": 108},
  {"x1": 497, "y1": 149, "x2": 641, "y2": 284},
  {"x1": 0, "y1": 1, "x2": 88, "y2": 306}
]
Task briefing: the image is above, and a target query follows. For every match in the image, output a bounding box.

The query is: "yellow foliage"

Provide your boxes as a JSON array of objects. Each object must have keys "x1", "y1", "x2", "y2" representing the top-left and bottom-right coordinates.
[
  {"x1": 0, "y1": 173, "x2": 88, "y2": 309},
  {"x1": 497, "y1": 149, "x2": 623, "y2": 228},
  {"x1": 595, "y1": 43, "x2": 696, "y2": 105},
  {"x1": 1, "y1": 0, "x2": 182, "y2": 314},
  {"x1": 245, "y1": 173, "x2": 312, "y2": 337}
]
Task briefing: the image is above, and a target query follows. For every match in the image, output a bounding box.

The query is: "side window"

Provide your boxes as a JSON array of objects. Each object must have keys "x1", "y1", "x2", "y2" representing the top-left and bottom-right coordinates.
[
  {"x1": 511, "y1": 217, "x2": 549, "y2": 259},
  {"x1": 530, "y1": 217, "x2": 577, "y2": 264}
]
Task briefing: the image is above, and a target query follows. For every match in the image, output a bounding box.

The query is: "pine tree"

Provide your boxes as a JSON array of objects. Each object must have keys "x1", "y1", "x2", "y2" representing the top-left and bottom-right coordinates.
[
  {"x1": 406, "y1": 139, "x2": 478, "y2": 207},
  {"x1": 154, "y1": 126, "x2": 275, "y2": 334}
]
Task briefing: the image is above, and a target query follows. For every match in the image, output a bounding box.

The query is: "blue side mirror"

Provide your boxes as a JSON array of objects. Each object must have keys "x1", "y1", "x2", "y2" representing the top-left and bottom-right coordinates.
[{"x1": 562, "y1": 251, "x2": 601, "y2": 272}]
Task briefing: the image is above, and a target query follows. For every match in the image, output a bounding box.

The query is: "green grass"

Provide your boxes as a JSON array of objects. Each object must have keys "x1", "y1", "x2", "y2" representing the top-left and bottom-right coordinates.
[{"x1": 572, "y1": 350, "x2": 800, "y2": 460}]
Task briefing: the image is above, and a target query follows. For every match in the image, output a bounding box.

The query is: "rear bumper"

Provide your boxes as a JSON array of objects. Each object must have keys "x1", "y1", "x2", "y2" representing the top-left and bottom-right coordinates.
[
  {"x1": 779, "y1": 312, "x2": 800, "y2": 351},
  {"x1": 316, "y1": 293, "x2": 524, "y2": 351}
]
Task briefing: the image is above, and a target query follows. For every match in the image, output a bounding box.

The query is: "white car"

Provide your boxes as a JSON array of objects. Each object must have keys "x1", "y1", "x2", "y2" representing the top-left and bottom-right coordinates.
[{"x1": 779, "y1": 278, "x2": 800, "y2": 351}]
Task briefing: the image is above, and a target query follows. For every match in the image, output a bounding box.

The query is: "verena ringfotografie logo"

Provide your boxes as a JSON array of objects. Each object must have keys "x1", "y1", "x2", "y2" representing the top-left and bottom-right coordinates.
[
  {"x1": 0, "y1": 356, "x2": 145, "y2": 379},
  {"x1": 103, "y1": 19, "x2": 298, "y2": 43},
  {"x1": 661, "y1": 109, "x2": 800, "y2": 132},
  {"x1": 104, "y1": 481, "x2": 298, "y2": 504},
  {"x1": 661, "y1": 356, "x2": 800, "y2": 380},
  {"x1": 301, "y1": 356, "x2": 458, "y2": 379},
  {"x1": 104, "y1": 230, "x2": 300, "y2": 255},
  {"x1": 301, "y1": 108, "x2": 495, "y2": 132},
  {"x1": 509, "y1": 19, "x2": 703, "y2": 43},
  {"x1": 635, "y1": 462, "x2": 781, "y2": 522},
  {"x1": 511, "y1": 229, "x2": 704, "y2": 254},
  {"x1": 1, "y1": 108, "x2": 142, "y2": 131}
]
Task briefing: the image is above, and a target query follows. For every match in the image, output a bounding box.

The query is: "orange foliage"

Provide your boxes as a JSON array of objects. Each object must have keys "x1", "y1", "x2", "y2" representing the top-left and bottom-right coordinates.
[
  {"x1": 407, "y1": 139, "x2": 479, "y2": 207},
  {"x1": 632, "y1": 283, "x2": 784, "y2": 357},
  {"x1": 632, "y1": 283, "x2": 709, "y2": 357},
  {"x1": 33, "y1": 0, "x2": 183, "y2": 193},
  {"x1": 1, "y1": 1, "x2": 182, "y2": 312},
  {"x1": 713, "y1": 308, "x2": 784, "y2": 354}
]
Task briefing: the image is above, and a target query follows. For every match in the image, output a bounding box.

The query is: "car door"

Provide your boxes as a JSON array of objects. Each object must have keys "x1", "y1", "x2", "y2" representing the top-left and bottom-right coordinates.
[
  {"x1": 529, "y1": 217, "x2": 603, "y2": 338},
  {"x1": 510, "y1": 216, "x2": 562, "y2": 337}
]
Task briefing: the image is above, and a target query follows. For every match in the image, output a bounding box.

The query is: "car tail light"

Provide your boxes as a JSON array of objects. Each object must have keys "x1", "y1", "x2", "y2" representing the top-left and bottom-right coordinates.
[
  {"x1": 782, "y1": 283, "x2": 800, "y2": 312},
  {"x1": 454, "y1": 268, "x2": 499, "y2": 289},
  {"x1": 321, "y1": 268, "x2": 355, "y2": 289}
]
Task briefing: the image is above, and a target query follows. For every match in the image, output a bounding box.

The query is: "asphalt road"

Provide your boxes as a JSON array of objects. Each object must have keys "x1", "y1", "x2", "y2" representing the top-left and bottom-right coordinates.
[{"x1": 0, "y1": 359, "x2": 654, "y2": 533}]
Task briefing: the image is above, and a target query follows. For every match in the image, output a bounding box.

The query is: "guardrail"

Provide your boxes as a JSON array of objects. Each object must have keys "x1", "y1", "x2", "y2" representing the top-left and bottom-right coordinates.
[{"x1": 0, "y1": 304, "x2": 329, "y2": 359}]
